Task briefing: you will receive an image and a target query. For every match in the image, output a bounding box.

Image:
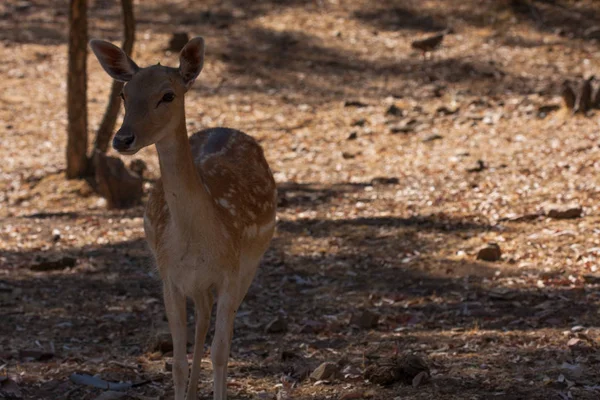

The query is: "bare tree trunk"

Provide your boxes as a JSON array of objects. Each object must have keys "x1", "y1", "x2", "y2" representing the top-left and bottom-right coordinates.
[
  {"x1": 93, "y1": 0, "x2": 135, "y2": 154},
  {"x1": 66, "y1": 0, "x2": 88, "y2": 179}
]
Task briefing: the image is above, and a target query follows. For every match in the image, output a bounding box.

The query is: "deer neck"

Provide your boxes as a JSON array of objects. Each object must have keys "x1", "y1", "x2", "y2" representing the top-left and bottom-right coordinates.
[{"x1": 155, "y1": 112, "x2": 212, "y2": 232}]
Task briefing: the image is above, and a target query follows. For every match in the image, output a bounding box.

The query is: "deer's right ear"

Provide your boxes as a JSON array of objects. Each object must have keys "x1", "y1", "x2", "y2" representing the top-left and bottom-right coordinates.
[{"x1": 89, "y1": 39, "x2": 139, "y2": 82}]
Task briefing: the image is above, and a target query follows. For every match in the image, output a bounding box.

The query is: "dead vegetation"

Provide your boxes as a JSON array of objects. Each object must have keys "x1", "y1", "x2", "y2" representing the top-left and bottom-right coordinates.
[{"x1": 2, "y1": 0, "x2": 600, "y2": 399}]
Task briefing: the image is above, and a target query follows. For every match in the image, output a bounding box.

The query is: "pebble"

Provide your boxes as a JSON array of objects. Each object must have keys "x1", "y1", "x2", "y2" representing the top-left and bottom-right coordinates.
[
  {"x1": 476, "y1": 243, "x2": 502, "y2": 262},
  {"x1": 310, "y1": 361, "x2": 339, "y2": 381}
]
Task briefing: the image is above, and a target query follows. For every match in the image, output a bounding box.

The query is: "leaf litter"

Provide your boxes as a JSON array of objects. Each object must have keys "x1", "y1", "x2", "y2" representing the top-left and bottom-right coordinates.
[{"x1": 2, "y1": 0, "x2": 600, "y2": 399}]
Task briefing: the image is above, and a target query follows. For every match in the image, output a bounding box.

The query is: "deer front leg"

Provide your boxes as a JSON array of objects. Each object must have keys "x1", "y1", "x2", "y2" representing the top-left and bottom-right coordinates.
[
  {"x1": 163, "y1": 281, "x2": 188, "y2": 400},
  {"x1": 186, "y1": 290, "x2": 213, "y2": 400},
  {"x1": 211, "y1": 292, "x2": 238, "y2": 400}
]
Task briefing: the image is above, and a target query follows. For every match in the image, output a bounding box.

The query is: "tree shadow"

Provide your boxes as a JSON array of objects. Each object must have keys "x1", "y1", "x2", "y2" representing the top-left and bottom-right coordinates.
[
  {"x1": 2, "y1": 209, "x2": 598, "y2": 398},
  {"x1": 352, "y1": 4, "x2": 447, "y2": 33},
  {"x1": 3, "y1": 0, "x2": 555, "y2": 100}
]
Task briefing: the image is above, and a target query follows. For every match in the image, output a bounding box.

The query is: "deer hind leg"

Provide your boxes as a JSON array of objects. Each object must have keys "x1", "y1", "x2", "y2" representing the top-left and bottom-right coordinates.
[
  {"x1": 163, "y1": 281, "x2": 188, "y2": 400},
  {"x1": 211, "y1": 290, "x2": 241, "y2": 400},
  {"x1": 186, "y1": 290, "x2": 214, "y2": 400}
]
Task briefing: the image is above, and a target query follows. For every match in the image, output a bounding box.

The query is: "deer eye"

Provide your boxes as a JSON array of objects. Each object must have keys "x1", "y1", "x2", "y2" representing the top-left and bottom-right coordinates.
[{"x1": 162, "y1": 92, "x2": 175, "y2": 102}]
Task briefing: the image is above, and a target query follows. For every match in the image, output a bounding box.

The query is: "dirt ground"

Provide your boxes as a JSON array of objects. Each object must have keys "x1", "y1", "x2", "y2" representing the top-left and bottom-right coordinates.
[{"x1": 2, "y1": 0, "x2": 600, "y2": 399}]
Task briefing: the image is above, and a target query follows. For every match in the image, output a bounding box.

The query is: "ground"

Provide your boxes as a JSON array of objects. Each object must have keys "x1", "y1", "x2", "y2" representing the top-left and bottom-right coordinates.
[{"x1": 1, "y1": 0, "x2": 600, "y2": 399}]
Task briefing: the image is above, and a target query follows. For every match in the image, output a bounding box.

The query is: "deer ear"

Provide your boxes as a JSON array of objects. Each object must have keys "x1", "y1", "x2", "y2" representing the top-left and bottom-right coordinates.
[
  {"x1": 178, "y1": 37, "x2": 205, "y2": 90},
  {"x1": 90, "y1": 39, "x2": 139, "y2": 82}
]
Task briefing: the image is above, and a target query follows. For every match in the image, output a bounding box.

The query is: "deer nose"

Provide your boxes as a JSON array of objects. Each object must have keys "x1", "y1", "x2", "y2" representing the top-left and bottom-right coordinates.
[{"x1": 113, "y1": 128, "x2": 136, "y2": 152}]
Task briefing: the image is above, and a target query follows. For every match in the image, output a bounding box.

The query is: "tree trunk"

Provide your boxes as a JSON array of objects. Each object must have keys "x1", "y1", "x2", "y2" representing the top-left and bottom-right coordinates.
[
  {"x1": 66, "y1": 0, "x2": 88, "y2": 179},
  {"x1": 93, "y1": 0, "x2": 135, "y2": 154}
]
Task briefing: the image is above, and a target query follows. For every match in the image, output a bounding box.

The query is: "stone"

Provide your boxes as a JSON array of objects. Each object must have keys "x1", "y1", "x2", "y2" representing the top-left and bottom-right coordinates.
[
  {"x1": 151, "y1": 332, "x2": 173, "y2": 354},
  {"x1": 350, "y1": 310, "x2": 379, "y2": 329},
  {"x1": 422, "y1": 133, "x2": 443, "y2": 142},
  {"x1": 370, "y1": 177, "x2": 399, "y2": 185},
  {"x1": 30, "y1": 256, "x2": 77, "y2": 271},
  {"x1": 310, "y1": 361, "x2": 339, "y2": 381},
  {"x1": 583, "y1": 274, "x2": 600, "y2": 284},
  {"x1": 385, "y1": 104, "x2": 403, "y2": 117},
  {"x1": 476, "y1": 243, "x2": 502, "y2": 262},
  {"x1": 265, "y1": 316, "x2": 288, "y2": 334},
  {"x1": 389, "y1": 119, "x2": 418, "y2": 134},
  {"x1": 547, "y1": 206, "x2": 582, "y2": 220}
]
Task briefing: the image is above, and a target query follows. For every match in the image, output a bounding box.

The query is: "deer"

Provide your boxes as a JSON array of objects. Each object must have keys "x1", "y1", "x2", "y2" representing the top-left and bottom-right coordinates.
[{"x1": 89, "y1": 37, "x2": 277, "y2": 400}]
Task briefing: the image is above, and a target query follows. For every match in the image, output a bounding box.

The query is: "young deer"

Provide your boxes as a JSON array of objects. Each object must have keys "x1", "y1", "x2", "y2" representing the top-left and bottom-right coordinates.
[{"x1": 90, "y1": 37, "x2": 277, "y2": 400}]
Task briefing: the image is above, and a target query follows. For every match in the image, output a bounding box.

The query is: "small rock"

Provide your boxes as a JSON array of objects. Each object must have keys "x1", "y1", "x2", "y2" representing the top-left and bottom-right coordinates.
[
  {"x1": 30, "y1": 256, "x2": 77, "y2": 271},
  {"x1": 571, "y1": 325, "x2": 585, "y2": 332},
  {"x1": 389, "y1": 119, "x2": 418, "y2": 134},
  {"x1": 19, "y1": 349, "x2": 54, "y2": 361},
  {"x1": 436, "y1": 105, "x2": 459, "y2": 115},
  {"x1": 344, "y1": 100, "x2": 368, "y2": 108},
  {"x1": 466, "y1": 160, "x2": 486, "y2": 173},
  {"x1": 412, "y1": 370, "x2": 429, "y2": 387},
  {"x1": 488, "y1": 287, "x2": 517, "y2": 300},
  {"x1": 547, "y1": 206, "x2": 582, "y2": 220},
  {"x1": 347, "y1": 132, "x2": 358, "y2": 140},
  {"x1": 385, "y1": 104, "x2": 403, "y2": 117},
  {"x1": 299, "y1": 320, "x2": 326, "y2": 334},
  {"x1": 364, "y1": 354, "x2": 430, "y2": 386},
  {"x1": 370, "y1": 177, "x2": 399, "y2": 185},
  {"x1": 151, "y1": 331, "x2": 173, "y2": 353},
  {"x1": 567, "y1": 338, "x2": 583, "y2": 348},
  {"x1": 584, "y1": 26, "x2": 600, "y2": 39},
  {"x1": 350, "y1": 310, "x2": 379, "y2": 329},
  {"x1": 265, "y1": 316, "x2": 288, "y2": 334},
  {"x1": 168, "y1": 32, "x2": 190, "y2": 52},
  {"x1": 566, "y1": 337, "x2": 594, "y2": 355},
  {"x1": 477, "y1": 243, "x2": 502, "y2": 262},
  {"x1": 537, "y1": 104, "x2": 560, "y2": 118},
  {"x1": 421, "y1": 133, "x2": 443, "y2": 142},
  {"x1": 281, "y1": 350, "x2": 302, "y2": 361},
  {"x1": 310, "y1": 361, "x2": 339, "y2": 381},
  {"x1": 583, "y1": 274, "x2": 600, "y2": 284},
  {"x1": 15, "y1": 1, "x2": 32, "y2": 12},
  {"x1": 51, "y1": 229, "x2": 61, "y2": 242}
]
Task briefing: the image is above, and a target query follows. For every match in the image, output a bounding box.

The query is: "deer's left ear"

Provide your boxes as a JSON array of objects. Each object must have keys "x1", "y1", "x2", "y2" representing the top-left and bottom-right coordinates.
[
  {"x1": 90, "y1": 39, "x2": 139, "y2": 82},
  {"x1": 178, "y1": 37, "x2": 205, "y2": 91}
]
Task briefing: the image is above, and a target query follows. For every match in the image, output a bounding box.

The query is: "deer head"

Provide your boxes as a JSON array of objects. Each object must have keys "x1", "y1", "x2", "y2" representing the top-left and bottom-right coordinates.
[{"x1": 89, "y1": 37, "x2": 205, "y2": 154}]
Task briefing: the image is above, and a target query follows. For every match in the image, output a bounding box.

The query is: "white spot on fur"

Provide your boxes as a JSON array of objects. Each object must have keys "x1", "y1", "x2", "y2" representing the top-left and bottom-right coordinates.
[
  {"x1": 244, "y1": 223, "x2": 258, "y2": 238},
  {"x1": 218, "y1": 198, "x2": 230, "y2": 208},
  {"x1": 258, "y1": 218, "x2": 276, "y2": 236}
]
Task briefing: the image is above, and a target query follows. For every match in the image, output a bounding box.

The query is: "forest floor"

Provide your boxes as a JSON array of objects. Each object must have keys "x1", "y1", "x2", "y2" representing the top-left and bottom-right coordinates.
[{"x1": 2, "y1": 0, "x2": 600, "y2": 399}]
